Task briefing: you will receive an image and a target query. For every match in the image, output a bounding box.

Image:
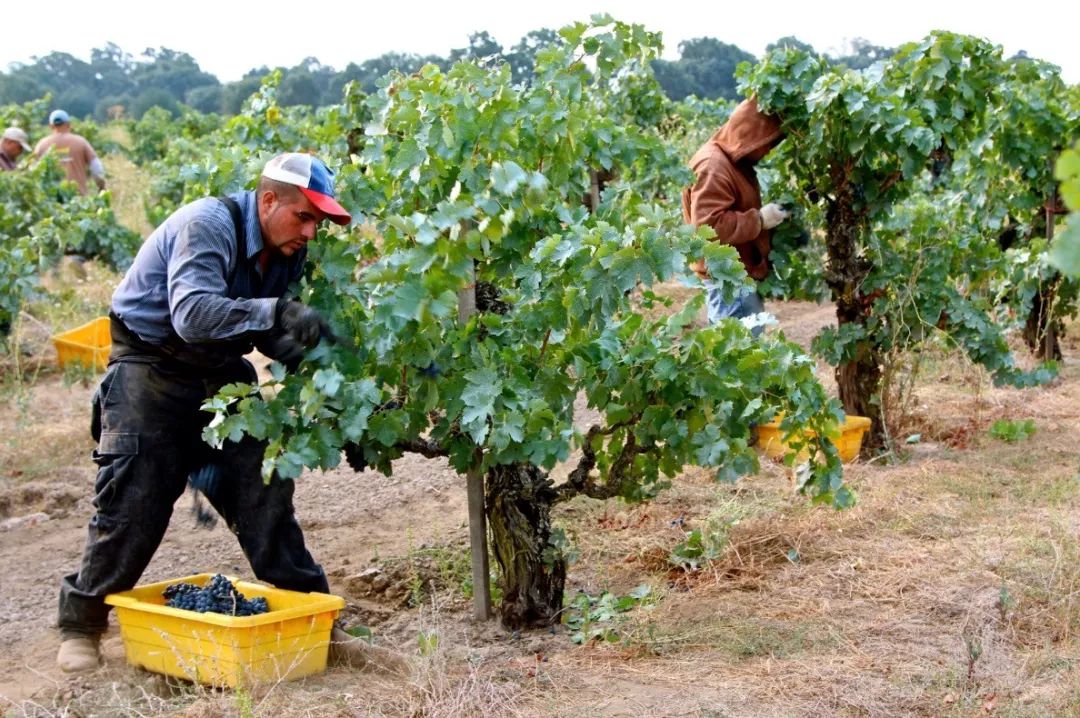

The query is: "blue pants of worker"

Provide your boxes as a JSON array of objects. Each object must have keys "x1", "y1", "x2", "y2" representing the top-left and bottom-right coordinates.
[{"x1": 706, "y1": 284, "x2": 767, "y2": 337}]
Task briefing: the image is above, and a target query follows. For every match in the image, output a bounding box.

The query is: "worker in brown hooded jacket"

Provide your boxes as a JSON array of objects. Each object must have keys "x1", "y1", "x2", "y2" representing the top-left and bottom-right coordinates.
[{"x1": 682, "y1": 97, "x2": 789, "y2": 334}]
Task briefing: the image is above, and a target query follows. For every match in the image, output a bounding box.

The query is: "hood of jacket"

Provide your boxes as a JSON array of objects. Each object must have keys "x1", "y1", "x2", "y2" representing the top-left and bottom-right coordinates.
[{"x1": 710, "y1": 97, "x2": 783, "y2": 164}]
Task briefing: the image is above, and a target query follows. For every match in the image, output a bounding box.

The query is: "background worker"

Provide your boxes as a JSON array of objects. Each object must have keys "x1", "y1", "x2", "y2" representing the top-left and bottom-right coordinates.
[
  {"x1": 33, "y1": 109, "x2": 106, "y2": 194},
  {"x1": 1, "y1": 126, "x2": 32, "y2": 170},
  {"x1": 682, "y1": 97, "x2": 790, "y2": 334}
]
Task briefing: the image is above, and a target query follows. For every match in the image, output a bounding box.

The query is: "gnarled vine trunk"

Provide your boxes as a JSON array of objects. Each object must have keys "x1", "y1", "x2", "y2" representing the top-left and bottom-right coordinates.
[
  {"x1": 1023, "y1": 204, "x2": 1063, "y2": 361},
  {"x1": 825, "y1": 192, "x2": 885, "y2": 452},
  {"x1": 485, "y1": 463, "x2": 566, "y2": 629},
  {"x1": 1023, "y1": 280, "x2": 1061, "y2": 361}
]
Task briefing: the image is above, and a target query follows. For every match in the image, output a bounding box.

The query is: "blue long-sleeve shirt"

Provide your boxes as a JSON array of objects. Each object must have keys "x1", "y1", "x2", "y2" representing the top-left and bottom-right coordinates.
[{"x1": 112, "y1": 191, "x2": 304, "y2": 346}]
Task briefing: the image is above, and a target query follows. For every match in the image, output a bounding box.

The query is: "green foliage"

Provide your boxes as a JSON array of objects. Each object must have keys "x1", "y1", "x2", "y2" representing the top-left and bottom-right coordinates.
[
  {"x1": 140, "y1": 71, "x2": 361, "y2": 226},
  {"x1": 563, "y1": 584, "x2": 653, "y2": 644},
  {"x1": 1051, "y1": 140, "x2": 1080, "y2": 278},
  {"x1": 989, "y1": 418, "x2": 1036, "y2": 443},
  {"x1": 669, "y1": 528, "x2": 726, "y2": 572},
  {"x1": 417, "y1": 630, "x2": 439, "y2": 657},
  {"x1": 0, "y1": 97, "x2": 51, "y2": 136},
  {"x1": 662, "y1": 96, "x2": 733, "y2": 145},
  {"x1": 127, "y1": 105, "x2": 223, "y2": 166},
  {"x1": 757, "y1": 167, "x2": 829, "y2": 302},
  {"x1": 0, "y1": 128, "x2": 139, "y2": 334},
  {"x1": 740, "y1": 32, "x2": 1060, "y2": 433},
  {"x1": 345, "y1": 624, "x2": 373, "y2": 642},
  {"x1": 668, "y1": 502, "x2": 751, "y2": 571},
  {"x1": 196, "y1": 17, "x2": 847, "y2": 516},
  {"x1": 745, "y1": 32, "x2": 1005, "y2": 217}
]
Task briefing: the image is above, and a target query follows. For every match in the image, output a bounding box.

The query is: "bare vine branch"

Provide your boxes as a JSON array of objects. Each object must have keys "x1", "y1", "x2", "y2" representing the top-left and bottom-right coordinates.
[
  {"x1": 556, "y1": 416, "x2": 653, "y2": 502},
  {"x1": 396, "y1": 437, "x2": 448, "y2": 458}
]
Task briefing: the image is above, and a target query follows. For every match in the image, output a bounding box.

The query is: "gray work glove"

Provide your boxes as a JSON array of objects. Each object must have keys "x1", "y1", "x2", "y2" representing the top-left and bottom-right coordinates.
[
  {"x1": 759, "y1": 203, "x2": 790, "y2": 230},
  {"x1": 275, "y1": 297, "x2": 328, "y2": 348}
]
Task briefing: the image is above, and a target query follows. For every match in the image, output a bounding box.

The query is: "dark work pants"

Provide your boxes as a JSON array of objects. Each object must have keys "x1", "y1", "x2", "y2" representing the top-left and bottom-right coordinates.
[{"x1": 58, "y1": 357, "x2": 328, "y2": 638}]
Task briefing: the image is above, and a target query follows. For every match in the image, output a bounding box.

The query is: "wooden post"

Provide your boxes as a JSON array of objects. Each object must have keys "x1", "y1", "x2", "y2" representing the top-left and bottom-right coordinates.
[
  {"x1": 1047, "y1": 190, "x2": 1056, "y2": 242},
  {"x1": 1043, "y1": 187, "x2": 1058, "y2": 357},
  {"x1": 458, "y1": 253, "x2": 492, "y2": 620},
  {"x1": 588, "y1": 169, "x2": 600, "y2": 213}
]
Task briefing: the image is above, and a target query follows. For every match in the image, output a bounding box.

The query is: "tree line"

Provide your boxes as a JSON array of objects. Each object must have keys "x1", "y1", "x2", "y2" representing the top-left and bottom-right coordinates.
[{"x1": 0, "y1": 33, "x2": 898, "y2": 121}]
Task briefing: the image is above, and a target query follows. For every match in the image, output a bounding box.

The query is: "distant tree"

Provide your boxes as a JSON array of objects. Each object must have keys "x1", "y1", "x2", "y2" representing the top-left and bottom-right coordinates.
[
  {"x1": 279, "y1": 70, "x2": 321, "y2": 107},
  {"x1": 275, "y1": 57, "x2": 337, "y2": 107},
  {"x1": 504, "y1": 28, "x2": 561, "y2": 85},
  {"x1": 327, "y1": 61, "x2": 368, "y2": 97},
  {"x1": 55, "y1": 86, "x2": 96, "y2": 119},
  {"x1": 94, "y1": 95, "x2": 131, "y2": 122},
  {"x1": 221, "y1": 71, "x2": 268, "y2": 114},
  {"x1": 131, "y1": 87, "x2": 180, "y2": 119},
  {"x1": 29, "y1": 51, "x2": 98, "y2": 91},
  {"x1": 449, "y1": 31, "x2": 504, "y2": 65},
  {"x1": 328, "y1": 52, "x2": 445, "y2": 96},
  {"x1": 766, "y1": 36, "x2": 816, "y2": 54},
  {"x1": 184, "y1": 85, "x2": 222, "y2": 114},
  {"x1": 651, "y1": 59, "x2": 694, "y2": 100},
  {"x1": 653, "y1": 38, "x2": 755, "y2": 100},
  {"x1": 829, "y1": 38, "x2": 894, "y2": 70},
  {"x1": 132, "y1": 48, "x2": 218, "y2": 103},
  {"x1": 0, "y1": 72, "x2": 46, "y2": 105},
  {"x1": 679, "y1": 38, "x2": 756, "y2": 99},
  {"x1": 90, "y1": 43, "x2": 137, "y2": 97}
]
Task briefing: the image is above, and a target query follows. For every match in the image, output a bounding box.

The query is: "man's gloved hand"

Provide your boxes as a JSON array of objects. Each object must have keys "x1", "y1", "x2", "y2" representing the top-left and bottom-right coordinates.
[
  {"x1": 275, "y1": 297, "x2": 328, "y2": 348},
  {"x1": 256, "y1": 329, "x2": 307, "y2": 372},
  {"x1": 759, "y1": 203, "x2": 790, "y2": 230}
]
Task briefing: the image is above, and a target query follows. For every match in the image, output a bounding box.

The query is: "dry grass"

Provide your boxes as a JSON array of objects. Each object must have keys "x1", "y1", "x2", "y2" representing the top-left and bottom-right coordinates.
[
  {"x1": 106, "y1": 151, "x2": 155, "y2": 240},
  {"x1": 532, "y1": 349, "x2": 1080, "y2": 716},
  {"x1": 0, "y1": 260, "x2": 119, "y2": 486},
  {"x1": 3, "y1": 264, "x2": 1080, "y2": 715}
]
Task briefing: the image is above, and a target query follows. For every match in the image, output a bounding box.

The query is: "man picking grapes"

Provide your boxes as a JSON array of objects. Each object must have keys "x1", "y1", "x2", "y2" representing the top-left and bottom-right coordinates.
[{"x1": 55, "y1": 153, "x2": 401, "y2": 675}]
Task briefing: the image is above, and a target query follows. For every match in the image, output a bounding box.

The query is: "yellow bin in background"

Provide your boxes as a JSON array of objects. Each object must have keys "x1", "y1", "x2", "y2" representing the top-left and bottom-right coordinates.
[
  {"x1": 105, "y1": 573, "x2": 345, "y2": 687},
  {"x1": 52, "y1": 316, "x2": 111, "y2": 371},
  {"x1": 755, "y1": 415, "x2": 872, "y2": 463}
]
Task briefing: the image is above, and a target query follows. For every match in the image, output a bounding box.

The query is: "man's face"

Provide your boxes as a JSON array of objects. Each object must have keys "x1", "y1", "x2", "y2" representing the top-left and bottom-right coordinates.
[
  {"x1": 1, "y1": 139, "x2": 23, "y2": 159},
  {"x1": 259, "y1": 190, "x2": 327, "y2": 257}
]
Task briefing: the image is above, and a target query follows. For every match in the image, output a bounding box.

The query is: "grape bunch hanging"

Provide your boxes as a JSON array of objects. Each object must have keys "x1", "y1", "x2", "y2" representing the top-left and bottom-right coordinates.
[{"x1": 163, "y1": 574, "x2": 270, "y2": 616}]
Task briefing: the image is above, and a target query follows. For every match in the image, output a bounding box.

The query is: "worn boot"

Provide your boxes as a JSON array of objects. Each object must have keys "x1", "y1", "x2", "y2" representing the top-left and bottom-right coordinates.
[
  {"x1": 328, "y1": 626, "x2": 412, "y2": 677},
  {"x1": 57, "y1": 635, "x2": 102, "y2": 673}
]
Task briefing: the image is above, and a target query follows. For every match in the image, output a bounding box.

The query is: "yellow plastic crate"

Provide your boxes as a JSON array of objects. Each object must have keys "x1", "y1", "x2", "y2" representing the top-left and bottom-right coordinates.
[
  {"x1": 52, "y1": 316, "x2": 111, "y2": 371},
  {"x1": 104, "y1": 573, "x2": 344, "y2": 687},
  {"x1": 755, "y1": 414, "x2": 872, "y2": 464}
]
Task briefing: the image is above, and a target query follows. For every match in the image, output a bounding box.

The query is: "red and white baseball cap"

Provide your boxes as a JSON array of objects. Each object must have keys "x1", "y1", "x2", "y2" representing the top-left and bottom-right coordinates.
[{"x1": 262, "y1": 152, "x2": 352, "y2": 225}]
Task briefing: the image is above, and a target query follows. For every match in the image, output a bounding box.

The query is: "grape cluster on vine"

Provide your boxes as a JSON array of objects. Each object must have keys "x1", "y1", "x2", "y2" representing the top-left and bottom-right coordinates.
[{"x1": 163, "y1": 574, "x2": 269, "y2": 616}]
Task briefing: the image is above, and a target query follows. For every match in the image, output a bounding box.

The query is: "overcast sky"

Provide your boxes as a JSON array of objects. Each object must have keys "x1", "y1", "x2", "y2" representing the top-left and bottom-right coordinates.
[{"x1": 3, "y1": 1, "x2": 1077, "y2": 84}]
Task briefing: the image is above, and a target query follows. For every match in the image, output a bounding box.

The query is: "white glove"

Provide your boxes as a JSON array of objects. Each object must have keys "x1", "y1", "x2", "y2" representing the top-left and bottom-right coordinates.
[{"x1": 759, "y1": 203, "x2": 789, "y2": 230}]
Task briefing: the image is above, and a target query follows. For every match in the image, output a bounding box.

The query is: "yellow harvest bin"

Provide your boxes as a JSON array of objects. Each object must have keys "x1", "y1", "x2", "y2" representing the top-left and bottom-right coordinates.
[
  {"x1": 52, "y1": 316, "x2": 111, "y2": 371},
  {"x1": 105, "y1": 573, "x2": 345, "y2": 687},
  {"x1": 755, "y1": 415, "x2": 872, "y2": 464}
]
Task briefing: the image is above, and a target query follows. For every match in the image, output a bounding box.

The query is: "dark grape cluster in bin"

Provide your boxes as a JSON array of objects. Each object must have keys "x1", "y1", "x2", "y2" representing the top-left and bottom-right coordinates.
[{"x1": 163, "y1": 574, "x2": 269, "y2": 616}]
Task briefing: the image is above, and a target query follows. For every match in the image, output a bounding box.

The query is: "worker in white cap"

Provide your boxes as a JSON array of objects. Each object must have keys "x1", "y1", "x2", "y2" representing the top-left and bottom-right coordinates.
[{"x1": 0, "y1": 126, "x2": 32, "y2": 171}]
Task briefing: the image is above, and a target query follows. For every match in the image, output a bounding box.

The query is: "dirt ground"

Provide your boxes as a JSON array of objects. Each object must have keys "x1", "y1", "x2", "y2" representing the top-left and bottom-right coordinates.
[{"x1": 2, "y1": 296, "x2": 1079, "y2": 718}]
